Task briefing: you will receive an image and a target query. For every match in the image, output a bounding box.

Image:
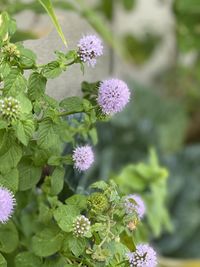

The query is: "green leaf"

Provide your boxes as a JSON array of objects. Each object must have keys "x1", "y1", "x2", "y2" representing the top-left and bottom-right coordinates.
[
  {"x1": 42, "y1": 61, "x2": 62, "y2": 79},
  {"x1": 0, "y1": 221, "x2": 19, "y2": 253},
  {"x1": 16, "y1": 93, "x2": 32, "y2": 114},
  {"x1": 3, "y1": 69, "x2": 26, "y2": 96},
  {"x1": 37, "y1": 118, "x2": 62, "y2": 152},
  {"x1": 0, "y1": 61, "x2": 11, "y2": 79},
  {"x1": 28, "y1": 72, "x2": 47, "y2": 101},
  {"x1": 38, "y1": 0, "x2": 67, "y2": 46},
  {"x1": 0, "y1": 168, "x2": 19, "y2": 192},
  {"x1": 53, "y1": 204, "x2": 80, "y2": 232},
  {"x1": 48, "y1": 155, "x2": 73, "y2": 166},
  {"x1": 65, "y1": 194, "x2": 87, "y2": 211},
  {"x1": 32, "y1": 225, "x2": 63, "y2": 257},
  {"x1": 43, "y1": 256, "x2": 67, "y2": 267},
  {"x1": 0, "y1": 12, "x2": 16, "y2": 41},
  {"x1": 17, "y1": 45, "x2": 37, "y2": 68},
  {"x1": 59, "y1": 97, "x2": 83, "y2": 113},
  {"x1": 0, "y1": 132, "x2": 22, "y2": 172},
  {"x1": 13, "y1": 116, "x2": 35, "y2": 146},
  {"x1": 50, "y1": 166, "x2": 65, "y2": 195},
  {"x1": 15, "y1": 252, "x2": 42, "y2": 267},
  {"x1": 68, "y1": 234, "x2": 87, "y2": 257},
  {"x1": 90, "y1": 181, "x2": 108, "y2": 190},
  {"x1": 89, "y1": 128, "x2": 98, "y2": 145},
  {"x1": 18, "y1": 158, "x2": 42, "y2": 191},
  {"x1": 0, "y1": 253, "x2": 7, "y2": 267}
]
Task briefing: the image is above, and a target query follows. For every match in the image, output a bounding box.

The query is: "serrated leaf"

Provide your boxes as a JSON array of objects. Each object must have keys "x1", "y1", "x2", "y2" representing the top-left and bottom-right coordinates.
[
  {"x1": 17, "y1": 45, "x2": 37, "y2": 68},
  {"x1": 18, "y1": 158, "x2": 42, "y2": 191},
  {"x1": 0, "y1": 168, "x2": 19, "y2": 192},
  {"x1": 60, "y1": 97, "x2": 83, "y2": 113},
  {"x1": 37, "y1": 118, "x2": 62, "y2": 152},
  {"x1": 0, "y1": 61, "x2": 11, "y2": 79},
  {"x1": 0, "y1": 221, "x2": 19, "y2": 253},
  {"x1": 53, "y1": 204, "x2": 80, "y2": 232},
  {"x1": 68, "y1": 234, "x2": 86, "y2": 257},
  {"x1": 0, "y1": 132, "x2": 22, "y2": 172},
  {"x1": 28, "y1": 72, "x2": 47, "y2": 101},
  {"x1": 32, "y1": 225, "x2": 63, "y2": 257},
  {"x1": 3, "y1": 69, "x2": 26, "y2": 96},
  {"x1": 42, "y1": 61, "x2": 62, "y2": 78},
  {"x1": 13, "y1": 117, "x2": 35, "y2": 146},
  {"x1": 16, "y1": 93, "x2": 32, "y2": 114},
  {"x1": 38, "y1": 0, "x2": 67, "y2": 46}
]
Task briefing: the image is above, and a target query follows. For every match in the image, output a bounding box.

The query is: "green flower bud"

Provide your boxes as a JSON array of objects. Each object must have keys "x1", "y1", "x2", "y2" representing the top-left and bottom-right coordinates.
[
  {"x1": 2, "y1": 43, "x2": 20, "y2": 58},
  {"x1": 87, "y1": 192, "x2": 109, "y2": 214},
  {"x1": 73, "y1": 215, "x2": 90, "y2": 237},
  {"x1": 0, "y1": 97, "x2": 20, "y2": 122}
]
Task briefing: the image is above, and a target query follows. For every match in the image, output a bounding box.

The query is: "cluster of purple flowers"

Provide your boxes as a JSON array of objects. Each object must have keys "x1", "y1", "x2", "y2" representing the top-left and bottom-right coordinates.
[
  {"x1": 127, "y1": 244, "x2": 157, "y2": 267},
  {"x1": 124, "y1": 194, "x2": 146, "y2": 219},
  {"x1": 0, "y1": 186, "x2": 15, "y2": 223},
  {"x1": 74, "y1": 35, "x2": 131, "y2": 172}
]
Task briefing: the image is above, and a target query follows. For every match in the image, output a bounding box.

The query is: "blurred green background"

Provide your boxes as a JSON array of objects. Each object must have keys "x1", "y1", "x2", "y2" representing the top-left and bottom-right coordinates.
[{"x1": 0, "y1": 0, "x2": 200, "y2": 265}]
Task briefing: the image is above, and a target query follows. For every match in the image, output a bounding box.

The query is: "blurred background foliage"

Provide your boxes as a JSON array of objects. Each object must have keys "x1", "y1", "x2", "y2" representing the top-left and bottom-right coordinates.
[{"x1": 0, "y1": 0, "x2": 200, "y2": 262}]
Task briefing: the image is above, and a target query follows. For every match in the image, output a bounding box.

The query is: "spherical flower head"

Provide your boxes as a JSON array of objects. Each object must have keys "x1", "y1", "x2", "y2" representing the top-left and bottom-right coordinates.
[
  {"x1": 97, "y1": 79, "x2": 130, "y2": 115},
  {"x1": 124, "y1": 194, "x2": 145, "y2": 219},
  {"x1": 73, "y1": 215, "x2": 91, "y2": 237},
  {"x1": 0, "y1": 187, "x2": 16, "y2": 223},
  {"x1": 87, "y1": 192, "x2": 109, "y2": 214},
  {"x1": 77, "y1": 34, "x2": 103, "y2": 67},
  {"x1": 127, "y1": 244, "x2": 157, "y2": 267},
  {"x1": 72, "y1": 145, "x2": 94, "y2": 171},
  {"x1": 0, "y1": 97, "x2": 20, "y2": 122}
]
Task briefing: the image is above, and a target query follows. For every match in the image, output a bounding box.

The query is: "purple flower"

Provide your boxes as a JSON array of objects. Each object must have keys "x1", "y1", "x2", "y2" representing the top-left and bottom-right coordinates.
[
  {"x1": 77, "y1": 35, "x2": 103, "y2": 67},
  {"x1": 127, "y1": 244, "x2": 157, "y2": 267},
  {"x1": 0, "y1": 187, "x2": 15, "y2": 223},
  {"x1": 72, "y1": 145, "x2": 94, "y2": 171},
  {"x1": 124, "y1": 194, "x2": 145, "y2": 219},
  {"x1": 97, "y1": 79, "x2": 131, "y2": 115}
]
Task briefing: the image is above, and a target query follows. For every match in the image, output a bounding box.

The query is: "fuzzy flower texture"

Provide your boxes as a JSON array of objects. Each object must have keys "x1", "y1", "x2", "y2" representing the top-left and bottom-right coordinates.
[
  {"x1": 127, "y1": 244, "x2": 157, "y2": 267},
  {"x1": 78, "y1": 35, "x2": 103, "y2": 67},
  {"x1": 124, "y1": 194, "x2": 145, "y2": 219},
  {"x1": 73, "y1": 145, "x2": 94, "y2": 171},
  {"x1": 0, "y1": 186, "x2": 15, "y2": 223},
  {"x1": 97, "y1": 79, "x2": 131, "y2": 115}
]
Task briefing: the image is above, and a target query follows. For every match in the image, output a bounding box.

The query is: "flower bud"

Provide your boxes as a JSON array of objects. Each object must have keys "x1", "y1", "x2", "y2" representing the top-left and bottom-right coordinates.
[
  {"x1": 0, "y1": 97, "x2": 20, "y2": 122},
  {"x1": 87, "y1": 192, "x2": 109, "y2": 214},
  {"x1": 73, "y1": 215, "x2": 90, "y2": 237}
]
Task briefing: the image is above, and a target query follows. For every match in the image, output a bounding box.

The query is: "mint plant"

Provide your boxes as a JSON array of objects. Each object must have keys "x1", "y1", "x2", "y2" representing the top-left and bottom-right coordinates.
[{"x1": 0, "y1": 12, "x2": 157, "y2": 267}]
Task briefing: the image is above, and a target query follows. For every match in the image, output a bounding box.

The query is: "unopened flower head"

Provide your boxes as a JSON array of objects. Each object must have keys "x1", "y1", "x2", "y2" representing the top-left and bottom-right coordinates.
[
  {"x1": 77, "y1": 35, "x2": 103, "y2": 67},
  {"x1": 0, "y1": 186, "x2": 16, "y2": 223},
  {"x1": 97, "y1": 79, "x2": 130, "y2": 115},
  {"x1": 124, "y1": 194, "x2": 145, "y2": 219},
  {"x1": 72, "y1": 145, "x2": 94, "y2": 171},
  {"x1": 73, "y1": 215, "x2": 91, "y2": 237},
  {"x1": 0, "y1": 97, "x2": 20, "y2": 122},
  {"x1": 2, "y1": 43, "x2": 20, "y2": 58},
  {"x1": 127, "y1": 244, "x2": 157, "y2": 267},
  {"x1": 87, "y1": 192, "x2": 109, "y2": 214}
]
